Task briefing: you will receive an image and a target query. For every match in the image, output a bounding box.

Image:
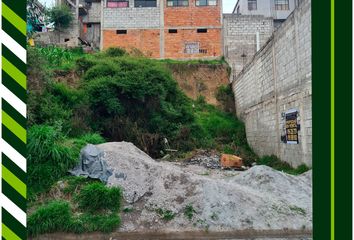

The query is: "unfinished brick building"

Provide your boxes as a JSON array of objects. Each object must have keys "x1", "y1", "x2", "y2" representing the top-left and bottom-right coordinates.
[{"x1": 79, "y1": 0, "x2": 223, "y2": 59}]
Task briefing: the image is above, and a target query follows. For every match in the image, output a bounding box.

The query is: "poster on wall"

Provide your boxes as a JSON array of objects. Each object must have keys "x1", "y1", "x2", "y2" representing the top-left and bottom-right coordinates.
[{"x1": 285, "y1": 109, "x2": 299, "y2": 144}]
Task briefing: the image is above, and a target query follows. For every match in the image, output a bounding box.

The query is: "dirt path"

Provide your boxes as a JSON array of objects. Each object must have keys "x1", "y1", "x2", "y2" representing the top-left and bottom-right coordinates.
[{"x1": 34, "y1": 230, "x2": 312, "y2": 240}]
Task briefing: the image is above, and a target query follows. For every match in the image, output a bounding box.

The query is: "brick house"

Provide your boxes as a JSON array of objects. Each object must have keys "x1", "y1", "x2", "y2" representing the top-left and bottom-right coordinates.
[{"x1": 79, "y1": 0, "x2": 223, "y2": 59}]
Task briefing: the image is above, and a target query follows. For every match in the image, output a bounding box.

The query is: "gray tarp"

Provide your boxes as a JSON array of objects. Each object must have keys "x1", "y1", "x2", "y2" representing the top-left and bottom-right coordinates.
[{"x1": 69, "y1": 144, "x2": 112, "y2": 183}]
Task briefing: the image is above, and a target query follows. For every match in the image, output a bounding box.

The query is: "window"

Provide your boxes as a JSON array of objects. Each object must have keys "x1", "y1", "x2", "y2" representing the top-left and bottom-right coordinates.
[
  {"x1": 197, "y1": 28, "x2": 207, "y2": 33},
  {"x1": 248, "y1": 0, "x2": 257, "y2": 10},
  {"x1": 185, "y1": 42, "x2": 199, "y2": 54},
  {"x1": 135, "y1": 0, "x2": 157, "y2": 7},
  {"x1": 168, "y1": 29, "x2": 178, "y2": 33},
  {"x1": 274, "y1": 0, "x2": 289, "y2": 10},
  {"x1": 107, "y1": 0, "x2": 129, "y2": 8},
  {"x1": 116, "y1": 30, "x2": 127, "y2": 34},
  {"x1": 167, "y1": 0, "x2": 188, "y2": 6},
  {"x1": 195, "y1": 0, "x2": 216, "y2": 6}
]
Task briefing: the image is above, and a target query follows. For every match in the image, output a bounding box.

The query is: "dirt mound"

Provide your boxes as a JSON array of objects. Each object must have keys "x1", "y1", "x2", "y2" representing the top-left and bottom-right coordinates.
[{"x1": 97, "y1": 142, "x2": 312, "y2": 233}]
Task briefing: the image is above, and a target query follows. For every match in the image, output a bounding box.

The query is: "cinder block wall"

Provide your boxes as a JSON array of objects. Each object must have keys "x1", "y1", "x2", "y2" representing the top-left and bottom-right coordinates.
[
  {"x1": 231, "y1": 0, "x2": 311, "y2": 167},
  {"x1": 223, "y1": 14, "x2": 274, "y2": 80}
]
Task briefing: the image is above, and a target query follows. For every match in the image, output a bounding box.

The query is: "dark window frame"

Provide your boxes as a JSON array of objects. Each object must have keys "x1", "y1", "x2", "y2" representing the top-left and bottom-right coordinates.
[
  {"x1": 197, "y1": 28, "x2": 208, "y2": 33},
  {"x1": 166, "y1": 0, "x2": 189, "y2": 7},
  {"x1": 195, "y1": 0, "x2": 217, "y2": 7},
  {"x1": 134, "y1": 0, "x2": 157, "y2": 7},
  {"x1": 247, "y1": 0, "x2": 257, "y2": 10},
  {"x1": 168, "y1": 29, "x2": 178, "y2": 33},
  {"x1": 116, "y1": 29, "x2": 128, "y2": 34},
  {"x1": 274, "y1": 0, "x2": 289, "y2": 10}
]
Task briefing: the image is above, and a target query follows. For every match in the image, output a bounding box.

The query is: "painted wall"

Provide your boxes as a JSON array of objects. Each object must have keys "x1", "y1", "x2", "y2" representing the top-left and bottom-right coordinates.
[{"x1": 234, "y1": 0, "x2": 296, "y2": 20}]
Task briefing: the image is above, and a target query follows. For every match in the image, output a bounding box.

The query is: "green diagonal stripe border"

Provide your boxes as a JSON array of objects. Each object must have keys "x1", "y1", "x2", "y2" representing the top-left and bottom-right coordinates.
[{"x1": 1, "y1": 0, "x2": 27, "y2": 238}]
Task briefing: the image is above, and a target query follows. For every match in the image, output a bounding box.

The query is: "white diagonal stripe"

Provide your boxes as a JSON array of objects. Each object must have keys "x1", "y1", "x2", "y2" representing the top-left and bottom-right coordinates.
[
  {"x1": 1, "y1": 84, "x2": 26, "y2": 117},
  {"x1": 1, "y1": 194, "x2": 26, "y2": 227},
  {"x1": 0, "y1": 139, "x2": 26, "y2": 172},
  {"x1": 0, "y1": 30, "x2": 26, "y2": 64}
]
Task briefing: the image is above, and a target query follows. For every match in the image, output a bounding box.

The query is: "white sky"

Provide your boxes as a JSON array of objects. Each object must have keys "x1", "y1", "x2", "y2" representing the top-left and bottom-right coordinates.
[{"x1": 38, "y1": 0, "x2": 237, "y2": 13}]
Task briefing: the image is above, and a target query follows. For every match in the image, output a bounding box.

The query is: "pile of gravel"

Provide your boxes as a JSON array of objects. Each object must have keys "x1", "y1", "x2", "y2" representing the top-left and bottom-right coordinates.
[
  {"x1": 97, "y1": 142, "x2": 312, "y2": 233},
  {"x1": 185, "y1": 150, "x2": 221, "y2": 169}
]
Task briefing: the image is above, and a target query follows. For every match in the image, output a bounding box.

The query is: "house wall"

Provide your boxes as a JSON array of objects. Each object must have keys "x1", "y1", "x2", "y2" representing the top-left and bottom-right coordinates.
[
  {"x1": 101, "y1": 0, "x2": 223, "y2": 59},
  {"x1": 231, "y1": 0, "x2": 311, "y2": 167},
  {"x1": 234, "y1": 0, "x2": 296, "y2": 20},
  {"x1": 223, "y1": 14, "x2": 274, "y2": 79},
  {"x1": 82, "y1": 2, "x2": 101, "y2": 23},
  {"x1": 103, "y1": 29, "x2": 161, "y2": 58}
]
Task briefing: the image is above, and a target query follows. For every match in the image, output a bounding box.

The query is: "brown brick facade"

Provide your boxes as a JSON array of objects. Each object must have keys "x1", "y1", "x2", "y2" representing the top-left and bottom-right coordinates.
[
  {"x1": 164, "y1": 1, "x2": 221, "y2": 27},
  {"x1": 103, "y1": 29, "x2": 161, "y2": 58},
  {"x1": 164, "y1": 28, "x2": 222, "y2": 59}
]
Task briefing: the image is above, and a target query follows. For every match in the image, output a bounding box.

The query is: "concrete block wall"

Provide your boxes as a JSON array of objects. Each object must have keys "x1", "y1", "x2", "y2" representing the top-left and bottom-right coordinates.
[
  {"x1": 223, "y1": 14, "x2": 274, "y2": 79},
  {"x1": 103, "y1": 0, "x2": 161, "y2": 29},
  {"x1": 83, "y1": 2, "x2": 101, "y2": 23},
  {"x1": 231, "y1": 0, "x2": 311, "y2": 167}
]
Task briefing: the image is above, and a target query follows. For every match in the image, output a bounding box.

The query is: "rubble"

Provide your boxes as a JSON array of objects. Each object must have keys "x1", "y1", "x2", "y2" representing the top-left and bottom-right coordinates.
[{"x1": 95, "y1": 142, "x2": 312, "y2": 233}]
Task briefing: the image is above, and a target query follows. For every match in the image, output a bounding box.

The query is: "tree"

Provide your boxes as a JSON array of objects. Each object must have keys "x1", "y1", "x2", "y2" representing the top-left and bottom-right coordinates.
[{"x1": 48, "y1": 5, "x2": 73, "y2": 31}]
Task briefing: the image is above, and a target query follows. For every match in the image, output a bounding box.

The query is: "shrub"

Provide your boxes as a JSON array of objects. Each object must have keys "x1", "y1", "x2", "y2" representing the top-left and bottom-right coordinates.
[
  {"x1": 28, "y1": 125, "x2": 77, "y2": 193},
  {"x1": 48, "y1": 5, "x2": 74, "y2": 31},
  {"x1": 27, "y1": 47, "x2": 49, "y2": 92},
  {"x1": 37, "y1": 46, "x2": 74, "y2": 66},
  {"x1": 28, "y1": 200, "x2": 72, "y2": 236},
  {"x1": 215, "y1": 85, "x2": 235, "y2": 113},
  {"x1": 105, "y1": 47, "x2": 127, "y2": 57},
  {"x1": 76, "y1": 57, "x2": 96, "y2": 75},
  {"x1": 257, "y1": 155, "x2": 310, "y2": 175},
  {"x1": 83, "y1": 57, "x2": 194, "y2": 157},
  {"x1": 75, "y1": 182, "x2": 122, "y2": 213}
]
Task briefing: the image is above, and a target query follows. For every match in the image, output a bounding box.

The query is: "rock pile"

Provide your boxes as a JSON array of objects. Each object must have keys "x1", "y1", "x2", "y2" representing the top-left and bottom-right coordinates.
[{"x1": 95, "y1": 142, "x2": 312, "y2": 233}]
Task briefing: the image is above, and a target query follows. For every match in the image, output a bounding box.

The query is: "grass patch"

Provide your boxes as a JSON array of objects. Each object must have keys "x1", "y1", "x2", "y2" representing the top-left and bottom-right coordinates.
[
  {"x1": 156, "y1": 208, "x2": 176, "y2": 221},
  {"x1": 28, "y1": 200, "x2": 121, "y2": 236},
  {"x1": 184, "y1": 204, "x2": 197, "y2": 221},
  {"x1": 74, "y1": 182, "x2": 122, "y2": 213},
  {"x1": 28, "y1": 200, "x2": 72, "y2": 236},
  {"x1": 289, "y1": 205, "x2": 306, "y2": 216},
  {"x1": 257, "y1": 155, "x2": 310, "y2": 175},
  {"x1": 123, "y1": 207, "x2": 134, "y2": 213}
]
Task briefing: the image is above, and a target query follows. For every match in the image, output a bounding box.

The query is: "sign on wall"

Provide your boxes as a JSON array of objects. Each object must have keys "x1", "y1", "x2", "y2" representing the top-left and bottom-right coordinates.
[
  {"x1": 185, "y1": 42, "x2": 200, "y2": 54},
  {"x1": 285, "y1": 109, "x2": 299, "y2": 144}
]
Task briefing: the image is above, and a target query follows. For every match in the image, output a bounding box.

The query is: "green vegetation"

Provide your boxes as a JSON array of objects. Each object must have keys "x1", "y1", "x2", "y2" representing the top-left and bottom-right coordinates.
[
  {"x1": 257, "y1": 155, "x2": 310, "y2": 175},
  {"x1": 28, "y1": 200, "x2": 72, "y2": 236},
  {"x1": 156, "y1": 208, "x2": 176, "y2": 221},
  {"x1": 215, "y1": 85, "x2": 235, "y2": 113},
  {"x1": 27, "y1": 46, "x2": 308, "y2": 235},
  {"x1": 48, "y1": 5, "x2": 74, "y2": 31},
  {"x1": 28, "y1": 124, "x2": 105, "y2": 197},
  {"x1": 75, "y1": 182, "x2": 122, "y2": 213},
  {"x1": 28, "y1": 182, "x2": 122, "y2": 237},
  {"x1": 184, "y1": 204, "x2": 197, "y2": 221},
  {"x1": 123, "y1": 207, "x2": 134, "y2": 213},
  {"x1": 289, "y1": 205, "x2": 306, "y2": 216},
  {"x1": 28, "y1": 200, "x2": 121, "y2": 236}
]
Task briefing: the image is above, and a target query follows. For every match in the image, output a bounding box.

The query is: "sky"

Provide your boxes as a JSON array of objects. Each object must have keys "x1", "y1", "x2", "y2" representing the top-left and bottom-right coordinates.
[{"x1": 38, "y1": 0, "x2": 237, "y2": 13}]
